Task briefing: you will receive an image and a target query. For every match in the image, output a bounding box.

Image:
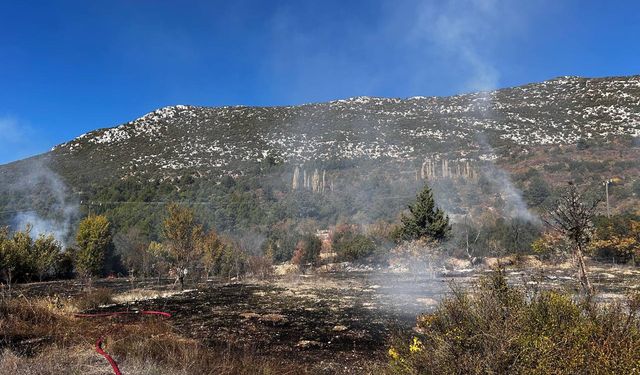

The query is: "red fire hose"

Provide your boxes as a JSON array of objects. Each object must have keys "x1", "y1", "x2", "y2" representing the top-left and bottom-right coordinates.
[{"x1": 74, "y1": 310, "x2": 172, "y2": 375}]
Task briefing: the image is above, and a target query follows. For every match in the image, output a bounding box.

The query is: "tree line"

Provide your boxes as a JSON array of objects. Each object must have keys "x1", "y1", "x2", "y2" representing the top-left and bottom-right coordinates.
[{"x1": 2, "y1": 181, "x2": 638, "y2": 295}]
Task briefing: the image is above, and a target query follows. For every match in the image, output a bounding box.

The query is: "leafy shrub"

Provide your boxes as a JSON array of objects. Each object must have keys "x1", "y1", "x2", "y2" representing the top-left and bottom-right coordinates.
[
  {"x1": 633, "y1": 179, "x2": 640, "y2": 197},
  {"x1": 576, "y1": 138, "x2": 590, "y2": 150},
  {"x1": 332, "y1": 225, "x2": 376, "y2": 262},
  {"x1": 543, "y1": 163, "x2": 566, "y2": 173},
  {"x1": 385, "y1": 270, "x2": 640, "y2": 374},
  {"x1": 590, "y1": 214, "x2": 640, "y2": 263},
  {"x1": 523, "y1": 176, "x2": 551, "y2": 207},
  {"x1": 531, "y1": 232, "x2": 572, "y2": 261},
  {"x1": 291, "y1": 234, "x2": 321, "y2": 267}
]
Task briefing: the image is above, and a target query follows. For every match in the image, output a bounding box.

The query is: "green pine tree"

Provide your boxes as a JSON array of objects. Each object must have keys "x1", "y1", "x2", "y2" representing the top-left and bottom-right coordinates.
[{"x1": 397, "y1": 184, "x2": 451, "y2": 242}]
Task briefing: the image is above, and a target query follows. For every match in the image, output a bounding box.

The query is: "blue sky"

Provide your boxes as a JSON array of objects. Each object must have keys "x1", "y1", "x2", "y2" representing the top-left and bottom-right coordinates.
[{"x1": 1, "y1": 0, "x2": 639, "y2": 164}]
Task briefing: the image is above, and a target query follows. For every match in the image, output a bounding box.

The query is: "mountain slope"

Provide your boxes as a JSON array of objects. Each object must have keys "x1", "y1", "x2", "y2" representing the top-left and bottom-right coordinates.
[
  {"x1": 44, "y1": 75, "x2": 640, "y2": 182},
  {"x1": 1, "y1": 75, "x2": 639, "y2": 240}
]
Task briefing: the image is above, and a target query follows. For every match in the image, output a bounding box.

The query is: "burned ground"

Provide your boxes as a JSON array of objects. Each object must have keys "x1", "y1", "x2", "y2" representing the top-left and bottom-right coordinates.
[{"x1": 7, "y1": 263, "x2": 640, "y2": 373}]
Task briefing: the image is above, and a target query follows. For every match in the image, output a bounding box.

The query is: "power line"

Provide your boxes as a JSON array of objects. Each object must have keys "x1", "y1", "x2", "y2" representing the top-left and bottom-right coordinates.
[
  {"x1": 1, "y1": 195, "x2": 417, "y2": 216},
  {"x1": 0, "y1": 209, "x2": 38, "y2": 216},
  {"x1": 81, "y1": 201, "x2": 217, "y2": 205}
]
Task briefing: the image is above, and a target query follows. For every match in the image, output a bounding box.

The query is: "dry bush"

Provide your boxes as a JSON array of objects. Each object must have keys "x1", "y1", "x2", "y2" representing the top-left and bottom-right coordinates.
[
  {"x1": 0, "y1": 296, "x2": 63, "y2": 348},
  {"x1": 385, "y1": 270, "x2": 640, "y2": 374},
  {"x1": 0, "y1": 294, "x2": 101, "y2": 353},
  {"x1": 73, "y1": 288, "x2": 114, "y2": 311},
  {"x1": 246, "y1": 255, "x2": 274, "y2": 279}
]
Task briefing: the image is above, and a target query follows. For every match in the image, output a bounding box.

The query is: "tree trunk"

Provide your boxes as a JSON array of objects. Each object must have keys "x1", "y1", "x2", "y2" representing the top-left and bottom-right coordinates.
[{"x1": 575, "y1": 244, "x2": 593, "y2": 297}]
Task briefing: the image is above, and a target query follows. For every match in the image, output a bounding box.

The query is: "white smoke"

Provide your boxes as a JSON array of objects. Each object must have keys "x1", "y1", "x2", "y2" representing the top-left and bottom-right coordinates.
[
  {"x1": 412, "y1": 0, "x2": 502, "y2": 92},
  {"x1": 483, "y1": 164, "x2": 540, "y2": 223},
  {"x1": 11, "y1": 158, "x2": 79, "y2": 246},
  {"x1": 408, "y1": 0, "x2": 540, "y2": 223}
]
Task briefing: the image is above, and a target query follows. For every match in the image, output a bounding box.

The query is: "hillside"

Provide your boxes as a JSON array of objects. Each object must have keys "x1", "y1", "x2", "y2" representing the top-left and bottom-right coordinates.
[
  {"x1": 47, "y1": 75, "x2": 640, "y2": 181},
  {"x1": 1, "y1": 75, "x2": 639, "y2": 241}
]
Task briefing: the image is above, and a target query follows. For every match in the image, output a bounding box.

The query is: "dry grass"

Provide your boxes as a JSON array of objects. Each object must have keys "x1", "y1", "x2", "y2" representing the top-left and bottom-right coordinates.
[
  {"x1": 0, "y1": 344, "x2": 307, "y2": 375},
  {"x1": 0, "y1": 294, "x2": 308, "y2": 374},
  {"x1": 72, "y1": 288, "x2": 114, "y2": 311},
  {"x1": 112, "y1": 288, "x2": 194, "y2": 304},
  {"x1": 0, "y1": 346, "x2": 107, "y2": 375},
  {"x1": 105, "y1": 319, "x2": 306, "y2": 374}
]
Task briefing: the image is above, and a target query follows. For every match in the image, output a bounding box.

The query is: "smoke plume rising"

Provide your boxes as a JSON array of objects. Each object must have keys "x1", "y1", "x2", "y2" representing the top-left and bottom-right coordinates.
[{"x1": 10, "y1": 158, "x2": 79, "y2": 246}]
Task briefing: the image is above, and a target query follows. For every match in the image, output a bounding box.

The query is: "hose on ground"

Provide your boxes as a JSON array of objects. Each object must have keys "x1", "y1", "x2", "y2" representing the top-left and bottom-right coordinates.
[{"x1": 74, "y1": 310, "x2": 172, "y2": 375}]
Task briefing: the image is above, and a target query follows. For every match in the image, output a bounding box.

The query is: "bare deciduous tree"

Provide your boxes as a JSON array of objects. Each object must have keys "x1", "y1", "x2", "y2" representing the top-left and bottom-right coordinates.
[{"x1": 544, "y1": 183, "x2": 601, "y2": 297}]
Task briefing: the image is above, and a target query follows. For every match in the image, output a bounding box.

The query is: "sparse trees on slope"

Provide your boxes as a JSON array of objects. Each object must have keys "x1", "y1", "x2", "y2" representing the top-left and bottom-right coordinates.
[
  {"x1": 162, "y1": 203, "x2": 203, "y2": 288},
  {"x1": 75, "y1": 215, "x2": 113, "y2": 280},
  {"x1": 544, "y1": 183, "x2": 601, "y2": 297},
  {"x1": 396, "y1": 184, "x2": 451, "y2": 242}
]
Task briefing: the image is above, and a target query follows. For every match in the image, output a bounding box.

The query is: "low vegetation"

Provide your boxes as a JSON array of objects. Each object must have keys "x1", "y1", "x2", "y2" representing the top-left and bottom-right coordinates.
[
  {"x1": 1, "y1": 176, "x2": 639, "y2": 373},
  {"x1": 332, "y1": 224, "x2": 377, "y2": 262},
  {"x1": 291, "y1": 234, "x2": 322, "y2": 268},
  {"x1": 386, "y1": 270, "x2": 640, "y2": 375}
]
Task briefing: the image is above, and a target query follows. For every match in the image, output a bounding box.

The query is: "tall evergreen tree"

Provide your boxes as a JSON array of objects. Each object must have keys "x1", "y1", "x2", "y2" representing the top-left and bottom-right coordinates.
[{"x1": 398, "y1": 184, "x2": 451, "y2": 242}]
